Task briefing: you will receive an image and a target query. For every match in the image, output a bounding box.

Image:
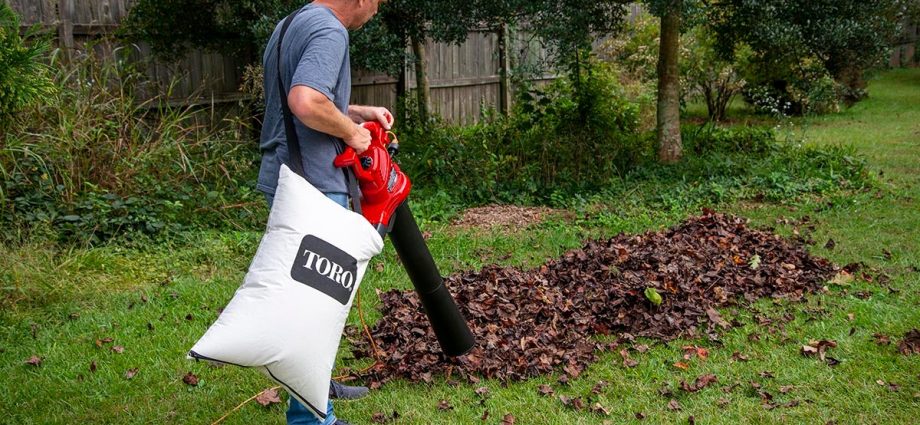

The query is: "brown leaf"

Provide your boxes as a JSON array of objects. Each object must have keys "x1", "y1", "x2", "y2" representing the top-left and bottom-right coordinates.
[
  {"x1": 591, "y1": 380, "x2": 609, "y2": 395},
  {"x1": 111, "y1": 345, "x2": 125, "y2": 354},
  {"x1": 255, "y1": 388, "x2": 281, "y2": 406},
  {"x1": 873, "y1": 333, "x2": 891, "y2": 345},
  {"x1": 475, "y1": 386, "x2": 490, "y2": 397},
  {"x1": 591, "y1": 402, "x2": 611, "y2": 416},
  {"x1": 731, "y1": 352, "x2": 750, "y2": 362},
  {"x1": 480, "y1": 410, "x2": 489, "y2": 421},
  {"x1": 673, "y1": 361, "x2": 689, "y2": 370},
  {"x1": 635, "y1": 344, "x2": 650, "y2": 353},
  {"x1": 374, "y1": 262, "x2": 385, "y2": 272},
  {"x1": 125, "y1": 368, "x2": 139, "y2": 380},
  {"x1": 667, "y1": 399, "x2": 682, "y2": 411},
  {"x1": 717, "y1": 397, "x2": 730, "y2": 407},
  {"x1": 501, "y1": 413, "x2": 515, "y2": 425},
  {"x1": 779, "y1": 385, "x2": 794, "y2": 394},
  {"x1": 680, "y1": 374, "x2": 718, "y2": 393},
  {"x1": 635, "y1": 412, "x2": 646, "y2": 420},
  {"x1": 26, "y1": 355, "x2": 42, "y2": 366},
  {"x1": 182, "y1": 372, "x2": 199, "y2": 386},
  {"x1": 90, "y1": 360, "x2": 97, "y2": 373},
  {"x1": 706, "y1": 308, "x2": 730, "y2": 329},
  {"x1": 437, "y1": 399, "x2": 453, "y2": 411},
  {"x1": 898, "y1": 329, "x2": 920, "y2": 355},
  {"x1": 538, "y1": 384, "x2": 554, "y2": 396}
]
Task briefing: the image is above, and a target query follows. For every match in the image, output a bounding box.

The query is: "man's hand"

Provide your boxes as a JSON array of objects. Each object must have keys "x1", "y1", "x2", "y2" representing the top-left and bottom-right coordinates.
[
  {"x1": 344, "y1": 123, "x2": 371, "y2": 154},
  {"x1": 348, "y1": 105, "x2": 395, "y2": 130}
]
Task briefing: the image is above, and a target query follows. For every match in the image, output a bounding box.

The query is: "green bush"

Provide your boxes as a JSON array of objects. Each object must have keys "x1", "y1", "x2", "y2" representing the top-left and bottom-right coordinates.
[
  {"x1": 398, "y1": 61, "x2": 646, "y2": 205},
  {"x1": 0, "y1": 4, "x2": 55, "y2": 124}
]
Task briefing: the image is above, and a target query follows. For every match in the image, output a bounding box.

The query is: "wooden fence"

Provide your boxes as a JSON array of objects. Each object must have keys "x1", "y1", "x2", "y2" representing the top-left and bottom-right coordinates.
[{"x1": 8, "y1": 0, "x2": 566, "y2": 125}]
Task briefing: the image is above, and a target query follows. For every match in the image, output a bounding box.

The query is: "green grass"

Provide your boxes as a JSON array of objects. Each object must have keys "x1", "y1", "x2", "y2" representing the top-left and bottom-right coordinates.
[{"x1": 2, "y1": 68, "x2": 919, "y2": 424}]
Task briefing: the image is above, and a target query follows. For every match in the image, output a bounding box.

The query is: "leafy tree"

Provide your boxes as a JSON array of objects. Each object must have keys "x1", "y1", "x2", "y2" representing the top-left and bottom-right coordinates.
[{"x1": 708, "y1": 0, "x2": 907, "y2": 108}]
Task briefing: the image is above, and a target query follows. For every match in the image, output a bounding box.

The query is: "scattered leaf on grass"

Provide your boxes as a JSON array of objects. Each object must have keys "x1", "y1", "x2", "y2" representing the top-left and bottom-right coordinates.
[
  {"x1": 759, "y1": 371, "x2": 775, "y2": 379},
  {"x1": 779, "y1": 385, "x2": 794, "y2": 394},
  {"x1": 873, "y1": 333, "x2": 891, "y2": 345},
  {"x1": 112, "y1": 346, "x2": 125, "y2": 354},
  {"x1": 125, "y1": 368, "x2": 139, "y2": 380},
  {"x1": 183, "y1": 372, "x2": 199, "y2": 386},
  {"x1": 802, "y1": 339, "x2": 837, "y2": 362},
  {"x1": 538, "y1": 384, "x2": 554, "y2": 396},
  {"x1": 90, "y1": 361, "x2": 97, "y2": 373},
  {"x1": 898, "y1": 329, "x2": 920, "y2": 355},
  {"x1": 717, "y1": 397, "x2": 730, "y2": 407},
  {"x1": 681, "y1": 374, "x2": 718, "y2": 392},
  {"x1": 26, "y1": 355, "x2": 42, "y2": 366},
  {"x1": 501, "y1": 413, "x2": 515, "y2": 425},
  {"x1": 635, "y1": 344, "x2": 650, "y2": 353},
  {"x1": 667, "y1": 399, "x2": 682, "y2": 411},
  {"x1": 824, "y1": 239, "x2": 836, "y2": 250},
  {"x1": 635, "y1": 412, "x2": 646, "y2": 420},
  {"x1": 437, "y1": 400, "x2": 453, "y2": 411},
  {"x1": 620, "y1": 349, "x2": 639, "y2": 368},
  {"x1": 255, "y1": 388, "x2": 281, "y2": 406},
  {"x1": 731, "y1": 352, "x2": 750, "y2": 362},
  {"x1": 480, "y1": 410, "x2": 489, "y2": 421},
  {"x1": 829, "y1": 271, "x2": 854, "y2": 286},
  {"x1": 592, "y1": 402, "x2": 611, "y2": 416},
  {"x1": 888, "y1": 383, "x2": 900, "y2": 392},
  {"x1": 591, "y1": 381, "x2": 609, "y2": 394}
]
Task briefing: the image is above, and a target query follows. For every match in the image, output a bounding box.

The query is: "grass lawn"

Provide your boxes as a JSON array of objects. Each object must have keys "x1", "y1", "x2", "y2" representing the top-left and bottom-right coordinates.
[{"x1": 2, "y1": 68, "x2": 918, "y2": 424}]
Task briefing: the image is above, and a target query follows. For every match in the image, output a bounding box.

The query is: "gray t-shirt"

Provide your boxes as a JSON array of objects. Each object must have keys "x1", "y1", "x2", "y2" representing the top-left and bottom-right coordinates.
[{"x1": 258, "y1": 3, "x2": 351, "y2": 195}]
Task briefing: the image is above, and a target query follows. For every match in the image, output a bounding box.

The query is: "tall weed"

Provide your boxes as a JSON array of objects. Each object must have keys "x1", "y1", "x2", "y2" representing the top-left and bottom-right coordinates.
[{"x1": 1, "y1": 44, "x2": 262, "y2": 245}]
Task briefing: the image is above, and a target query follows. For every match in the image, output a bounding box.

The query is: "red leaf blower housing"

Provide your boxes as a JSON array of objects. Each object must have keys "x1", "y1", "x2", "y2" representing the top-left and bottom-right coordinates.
[{"x1": 334, "y1": 122, "x2": 475, "y2": 357}]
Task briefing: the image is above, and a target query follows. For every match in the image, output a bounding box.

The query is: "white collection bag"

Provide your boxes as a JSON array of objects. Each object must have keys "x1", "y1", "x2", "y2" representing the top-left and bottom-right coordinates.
[{"x1": 188, "y1": 164, "x2": 383, "y2": 420}]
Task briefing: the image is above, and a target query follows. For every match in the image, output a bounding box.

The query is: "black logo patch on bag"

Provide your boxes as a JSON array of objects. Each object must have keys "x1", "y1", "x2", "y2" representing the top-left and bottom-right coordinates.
[{"x1": 291, "y1": 235, "x2": 358, "y2": 305}]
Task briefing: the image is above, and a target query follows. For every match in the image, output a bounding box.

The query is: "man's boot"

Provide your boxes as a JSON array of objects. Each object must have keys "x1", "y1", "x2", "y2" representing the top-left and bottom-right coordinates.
[{"x1": 329, "y1": 381, "x2": 369, "y2": 400}]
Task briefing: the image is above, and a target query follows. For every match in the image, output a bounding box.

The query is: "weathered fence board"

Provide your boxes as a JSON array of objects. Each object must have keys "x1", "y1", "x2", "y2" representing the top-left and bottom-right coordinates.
[{"x1": 8, "y1": 0, "x2": 570, "y2": 124}]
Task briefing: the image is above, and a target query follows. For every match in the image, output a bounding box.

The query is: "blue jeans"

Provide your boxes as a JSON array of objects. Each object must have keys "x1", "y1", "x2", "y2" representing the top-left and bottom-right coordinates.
[{"x1": 265, "y1": 190, "x2": 350, "y2": 425}]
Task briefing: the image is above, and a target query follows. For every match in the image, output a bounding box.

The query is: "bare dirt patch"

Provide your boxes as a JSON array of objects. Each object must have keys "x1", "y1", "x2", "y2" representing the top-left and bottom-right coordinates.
[{"x1": 451, "y1": 205, "x2": 572, "y2": 231}]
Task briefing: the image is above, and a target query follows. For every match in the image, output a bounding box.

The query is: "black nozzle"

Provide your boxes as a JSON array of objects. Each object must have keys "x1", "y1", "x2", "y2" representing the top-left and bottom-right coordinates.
[
  {"x1": 388, "y1": 202, "x2": 475, "y2": 357},
  {"x1": 387, "y1": 142, "x2": 399, "y2": 157}
]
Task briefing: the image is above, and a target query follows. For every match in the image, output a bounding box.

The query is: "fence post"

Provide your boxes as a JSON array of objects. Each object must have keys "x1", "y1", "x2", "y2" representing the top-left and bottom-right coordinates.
[
  {"x1": 497, "y1": 23, "x2": 512, "y2": 116},
  {"x1": 58, "y1": 0, "x2": 75, "y2": 61}
]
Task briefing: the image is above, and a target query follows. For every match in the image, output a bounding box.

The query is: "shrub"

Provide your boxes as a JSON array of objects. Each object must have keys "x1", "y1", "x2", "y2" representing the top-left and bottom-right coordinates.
[
  {"x1": 398, "y1": 60, "x2": 646, "y2": 205},
  {"x1": 0, "y1": 4, "x2": 55, "y2": 124},
  {"x1": 1, "y1": 47, "x2": 262, "y2": 245}
]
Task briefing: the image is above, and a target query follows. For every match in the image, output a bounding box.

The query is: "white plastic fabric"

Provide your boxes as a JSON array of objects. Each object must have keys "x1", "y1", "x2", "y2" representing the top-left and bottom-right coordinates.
[{"x1": 188, "y1": 164, "x2": 383, "y2": 420}]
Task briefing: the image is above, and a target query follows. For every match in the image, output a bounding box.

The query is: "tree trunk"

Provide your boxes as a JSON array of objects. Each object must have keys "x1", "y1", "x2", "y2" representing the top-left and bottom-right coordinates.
[
  {"x1": 497, "y1": 23, "x2": 513, "y2": 116},
  {"x1": 411, "y1": 36, "x2": 430, "y2": 124},
  {"x1": 656, "y1": 8, "x2": 682, "y2": 163}
]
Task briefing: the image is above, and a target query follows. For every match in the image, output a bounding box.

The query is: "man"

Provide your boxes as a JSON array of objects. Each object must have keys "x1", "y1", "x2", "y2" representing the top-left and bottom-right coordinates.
[{"x1": 259, "y1": 1, "x2": 392, "y2": 424}]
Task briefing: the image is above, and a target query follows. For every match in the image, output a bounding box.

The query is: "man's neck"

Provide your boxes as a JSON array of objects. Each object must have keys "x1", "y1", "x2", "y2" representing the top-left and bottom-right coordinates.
[{"x1": 312, "y1": 0, "x2": 353, "y2": 28}]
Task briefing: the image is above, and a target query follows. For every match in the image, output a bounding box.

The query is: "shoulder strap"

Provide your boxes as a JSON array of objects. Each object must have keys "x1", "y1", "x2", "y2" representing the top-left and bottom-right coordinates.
[{"x1": 277, "y1": 10, "x2": 305, "y2": 177}]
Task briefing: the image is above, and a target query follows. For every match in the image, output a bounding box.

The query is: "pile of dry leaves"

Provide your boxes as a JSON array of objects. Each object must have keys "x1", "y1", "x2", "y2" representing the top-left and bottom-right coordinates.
[{"x1": 356, "y1": 211, "x2": 837, "y2": 385}]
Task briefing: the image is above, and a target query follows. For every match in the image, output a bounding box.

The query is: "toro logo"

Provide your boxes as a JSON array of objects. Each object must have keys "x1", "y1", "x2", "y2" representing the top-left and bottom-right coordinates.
[{"x1": 290, "y1": 235, "x2": 358, "y2": 305}]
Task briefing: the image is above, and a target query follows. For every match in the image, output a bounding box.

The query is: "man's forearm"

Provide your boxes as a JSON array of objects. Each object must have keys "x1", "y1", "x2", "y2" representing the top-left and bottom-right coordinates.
[
  {"x1": 288, "y1": 86, "x2": 356, "y2": 141},
  {"x1": 347, "y1": 105, "x2": 371, "y2": 124}
]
